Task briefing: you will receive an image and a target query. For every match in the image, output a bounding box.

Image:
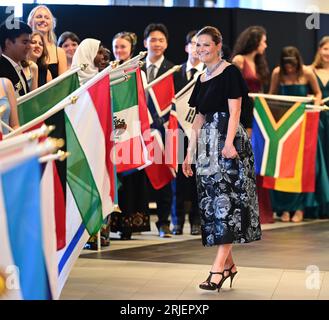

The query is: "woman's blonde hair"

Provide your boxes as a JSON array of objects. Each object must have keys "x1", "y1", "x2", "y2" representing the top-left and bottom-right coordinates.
[
  {"x1": 312, "y1": 36, "x2": 329, "y2": 69},
  {"x1": 27, "y1": 5, "x2": 57, "y2": 44}
]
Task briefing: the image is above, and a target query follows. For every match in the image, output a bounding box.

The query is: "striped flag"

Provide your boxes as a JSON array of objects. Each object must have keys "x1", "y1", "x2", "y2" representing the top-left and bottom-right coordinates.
[
  {"x1": 40, "y1": 160, "x2": 58, "y2": 300},
  {"x1": 111, "y1": 68, "x2": 151, "y2": 172},
  {"x1": 57, "y1": 72, "x2": 115, "y2": 296},
  {"x1": 252, "y1": 96, "x2": 306, "y2": 178},
  {"x1": 0, "y1": 156, "x2": 51, "y2": 300},
  {"x1": 145, "y1": 73, "x2": 177, "y2": 189},
  {"x1": 15, "y1": 72, "x2": 80, "y2": 251},
  {"x1": 262, "y1": 110, "x2": 320, "y2": 192},
  {"x1": 175, "y1": 80, "x2": 197, "y2": 139},
  {"x1": 17, "y1": 73, "x2": 80, "y2": 126}
]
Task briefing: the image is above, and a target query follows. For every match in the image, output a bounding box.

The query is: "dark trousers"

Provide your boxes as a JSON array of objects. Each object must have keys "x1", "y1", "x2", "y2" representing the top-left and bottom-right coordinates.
[
  {"x1": 117, "y1": 170, "x2": 150, "y2": 233},
  {"x1": 147, "y1": 179, "x2": 172, "y2": 229},
  {"x1": 174, "y1": 163, "x2": 200, "y2": 227}
]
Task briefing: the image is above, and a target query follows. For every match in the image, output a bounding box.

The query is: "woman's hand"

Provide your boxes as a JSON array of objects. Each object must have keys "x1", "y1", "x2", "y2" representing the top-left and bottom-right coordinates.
[
  {"x1": 182, "y1": 153, "x2": 194, "y2": 177},
  {"x1": 222, "y1": 143, "x2": 238, "y2": 159}
]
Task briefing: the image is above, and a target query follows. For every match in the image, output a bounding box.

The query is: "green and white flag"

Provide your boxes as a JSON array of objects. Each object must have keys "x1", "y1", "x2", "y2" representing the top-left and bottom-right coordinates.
[{"x1": 17, "y1": 72, "x2": 80, "y2": 125}]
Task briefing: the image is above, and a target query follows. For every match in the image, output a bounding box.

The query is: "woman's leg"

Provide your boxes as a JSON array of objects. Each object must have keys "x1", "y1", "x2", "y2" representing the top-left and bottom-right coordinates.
[
  {"x1": 201, "y1": 244, "x2": 232, "y2": 285},
  {"x1": 224, "y1": 249, "x2": 237, "y2": 273}
]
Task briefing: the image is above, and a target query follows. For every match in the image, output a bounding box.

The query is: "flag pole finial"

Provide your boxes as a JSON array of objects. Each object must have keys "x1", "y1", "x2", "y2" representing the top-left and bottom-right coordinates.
[
  {"x1": 57, "y1": 150, "x2": 70, "y2": 161},
  {"x1": 70, "y1": 96, "x2": 79, "y2": 104},
  {"x1": 48, "y1": 138, "x2": 65, "y2": 149}
]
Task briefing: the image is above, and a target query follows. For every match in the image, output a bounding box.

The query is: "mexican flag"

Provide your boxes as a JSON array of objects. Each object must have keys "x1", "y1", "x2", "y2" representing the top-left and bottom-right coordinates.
[
  {"x1": 111, "y1": 68, "x2": 151, "y2": 172},
  {"x1": 57, "y1": 71, "x2": 115, "y2": 297}
]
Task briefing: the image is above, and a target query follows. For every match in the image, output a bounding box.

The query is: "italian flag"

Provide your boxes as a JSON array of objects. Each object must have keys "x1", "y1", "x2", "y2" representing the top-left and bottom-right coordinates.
[
  {"x1": 111, "y1": 68, "x2": 151, "y2": 172},
  {"x1": 57, "y1": 72, "x2": 115, "y2": 297}
]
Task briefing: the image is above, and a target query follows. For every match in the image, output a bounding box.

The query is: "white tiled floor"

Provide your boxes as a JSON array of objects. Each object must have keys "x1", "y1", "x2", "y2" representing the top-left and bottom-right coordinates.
[
  {"x1": 60, "y1": 258, "x2": 329, "y2": 300},
  {"x1": 60, "y1": 218, "x2": 329, "y2": 300}
]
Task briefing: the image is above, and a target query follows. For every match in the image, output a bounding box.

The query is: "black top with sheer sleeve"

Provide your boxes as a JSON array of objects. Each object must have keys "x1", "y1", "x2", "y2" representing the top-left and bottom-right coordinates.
[{"x1": 188, "y1": 64, "x2": 253, "y2": 127}]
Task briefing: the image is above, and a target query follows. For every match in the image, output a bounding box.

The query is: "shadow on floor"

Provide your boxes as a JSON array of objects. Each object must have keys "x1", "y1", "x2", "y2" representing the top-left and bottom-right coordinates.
[{"x1": 84, "y1": 221, "x2": 329, "y2": 271}]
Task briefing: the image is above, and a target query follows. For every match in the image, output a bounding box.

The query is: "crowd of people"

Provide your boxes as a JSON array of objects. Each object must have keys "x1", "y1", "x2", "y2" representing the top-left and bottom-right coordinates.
[{"x1": 1, "y1": 4, "x2": 329, "y2": 288}]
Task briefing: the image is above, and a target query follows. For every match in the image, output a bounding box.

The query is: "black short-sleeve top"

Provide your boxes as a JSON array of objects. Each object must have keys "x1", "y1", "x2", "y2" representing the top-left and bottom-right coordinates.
[{"x1": 188, "y1": 64, "x2": 250, "y2": 115}]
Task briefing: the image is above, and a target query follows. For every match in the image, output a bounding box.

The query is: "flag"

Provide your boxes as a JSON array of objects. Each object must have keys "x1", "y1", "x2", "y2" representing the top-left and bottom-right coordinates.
[
  {"x1": 0, "y1": 156, "x2": 51, "y2": 300},
  {"x1": 175, "y1": 80, "x2": 197, "y2": 139},
  {"x1": 17, "y1": 73, "x2": 80, "y2": 126},
  {"x1": 111, "y1": 68, "x2": 151, "y2": 172},
  {"x1": 165, "y1": 102, "x2": 178, "y2": 171},
  {"x1": 145, "y1": 73, "x2": 177, "y2": 189},
  {"x1": 262, "y1": 110, "x2": 320, "y2": 192},
  {"x1": 252, "y1": 96, "x2": 306, "y2": 178},
  {"x1": 57, "y1": 72, "x2": 115, "y2": 295},
  {"x1": 16, "y1": 72, "x2": 80, "y2": 251}
]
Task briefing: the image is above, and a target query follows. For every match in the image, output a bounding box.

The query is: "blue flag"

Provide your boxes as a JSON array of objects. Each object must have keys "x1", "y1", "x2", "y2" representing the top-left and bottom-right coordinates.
[{"x1": 1, "y1": 156, "x2": 51, "y2": 300}]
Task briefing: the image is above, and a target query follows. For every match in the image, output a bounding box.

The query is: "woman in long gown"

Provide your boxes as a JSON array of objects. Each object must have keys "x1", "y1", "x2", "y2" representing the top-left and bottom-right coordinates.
[{"x1": 269, "y1": 46, "x2": 321, "y2": 222}]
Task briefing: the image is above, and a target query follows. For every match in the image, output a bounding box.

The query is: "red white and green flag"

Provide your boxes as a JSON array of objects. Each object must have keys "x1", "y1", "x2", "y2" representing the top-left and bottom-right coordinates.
[
  {"x1": 57, "y1": 72, "x2": 115, "y2": 297},
  {"x1": 111, "y1": 68, "x2": 151, "y2": 173}
]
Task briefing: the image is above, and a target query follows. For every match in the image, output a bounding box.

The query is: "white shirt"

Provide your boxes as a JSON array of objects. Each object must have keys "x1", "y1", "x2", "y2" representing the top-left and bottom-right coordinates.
[
  {"x1": 1, "y1": 54, "x2": 27, "y2": 95},
  {"x1": 186, "y1": 60, "x2": 204, "y2": 81},
  {"x1": 146, "y1": 55, "x2": 164, "y2": 80}
]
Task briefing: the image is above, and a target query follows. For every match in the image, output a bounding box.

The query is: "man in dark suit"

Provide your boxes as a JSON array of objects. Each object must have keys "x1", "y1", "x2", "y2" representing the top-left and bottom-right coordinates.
[
  {"x1": 172, "y1": 30, "x2": 204, "y2": 236},
  {"x1": 142, "y1": 23, "x2": 175, "y2": 238},
  {"x1": 0, "y1": 20, "x2": 32, "y2": 97},
  {"x1": 174, "y1": 30, "x2": 204, "y2": 93}
]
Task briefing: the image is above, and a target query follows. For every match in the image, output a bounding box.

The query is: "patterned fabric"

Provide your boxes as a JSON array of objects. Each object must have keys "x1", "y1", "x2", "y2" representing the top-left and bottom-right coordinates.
[{"x1": 196, "y1": 112, "x2": 261, "y2": 246}]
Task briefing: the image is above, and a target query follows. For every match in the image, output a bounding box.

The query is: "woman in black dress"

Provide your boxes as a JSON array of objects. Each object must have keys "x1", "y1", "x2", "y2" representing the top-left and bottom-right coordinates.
[{"x1": 183, "y1": 26, "x2": 261, "y2": 291}]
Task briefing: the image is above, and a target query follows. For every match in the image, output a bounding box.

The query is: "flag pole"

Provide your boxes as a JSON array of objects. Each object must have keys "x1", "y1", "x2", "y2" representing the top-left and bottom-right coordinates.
[
  {"x1": 249, "y1": 93, "x2": 315, "y2": 103},
  {"x1": 144, "y1": 65, "x2": 181, "y2": 91},
  {"x1": 39, "y1": 150, "x2": 70, "y2": 163},
  {"x1": 0, "y1": 138, "x2": 64, "y2": 172},
  {"x1": 113, "y1": 51, "x2": 147, "y2": 69},
  {"x1": 0, "y1": 124, "x2": 55, "y2": 152},
  {"x1": 305, "y1": 104, "x2": 329, "y2": 111},
  {"x1": 17, "y1": 66, "x2": 82, "y2": 105},
  {"x1": 0, "y1": 120, "x2": 14, "y2": 132},
  {"x1": 109, "y1": 63, "x2": 141, "y2": 81},
  {"x1": 110, "y1": 74, "x2": 131, "y2": 86},
  {"x1": 322, "y1": 96, "x2": 329, "y2": 104},
  {"x1": 97, "y1": 230, "x2": 101, "y2": 251},
  {"x1": 5, "y1": 65, "x2": 127, "y2": 138},
  {"x1": 175, "y1": 78, "x2": 197, "y2": 99}
]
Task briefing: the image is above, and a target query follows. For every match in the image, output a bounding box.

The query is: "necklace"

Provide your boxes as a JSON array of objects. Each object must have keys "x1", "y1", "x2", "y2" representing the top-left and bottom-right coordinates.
[{"x1": 205, "y1": 59, "x2": 225, "y2": 77}]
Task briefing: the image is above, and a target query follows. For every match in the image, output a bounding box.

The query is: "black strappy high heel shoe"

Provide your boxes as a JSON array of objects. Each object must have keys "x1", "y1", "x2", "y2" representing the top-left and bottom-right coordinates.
[
  {"x1": 199, "y1": 271, "x2": 228, "y2": 292},
  {"x1": 225, "y1": 264, "x2": 238, "y2": 288}
]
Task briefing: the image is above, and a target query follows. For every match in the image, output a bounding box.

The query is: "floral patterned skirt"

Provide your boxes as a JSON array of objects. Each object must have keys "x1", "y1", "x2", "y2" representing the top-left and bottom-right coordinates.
[{"x1": 196, "y1": 112, "x2": 261, "y2": 246}]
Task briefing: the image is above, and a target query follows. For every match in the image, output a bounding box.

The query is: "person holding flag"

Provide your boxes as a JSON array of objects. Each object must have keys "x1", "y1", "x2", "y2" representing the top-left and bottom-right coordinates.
[
  {"x1": 172, "y1": 30, "x2": 204, "y2": 236},
  {"x1": 142, "y1": 23, "x2": 175, "y2": 238},
  {"x1": 111, "y1": 31, "x2": 150, "y2": 240},
  {"x1": 0, "y1": 20, "x2": 32, "y2": 97}
]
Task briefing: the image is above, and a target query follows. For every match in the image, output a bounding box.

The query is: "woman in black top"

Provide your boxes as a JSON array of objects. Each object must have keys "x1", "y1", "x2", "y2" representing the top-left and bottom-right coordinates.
[
  {"x1": 27, "y1": 5, "x2": 67, "y2": 78},
  {"x1": 28, "y1": 31, "x2": 52, "y2": 87},
  {"x1": 183, "y1": 26, "x2": 261, "y2": 292}
]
